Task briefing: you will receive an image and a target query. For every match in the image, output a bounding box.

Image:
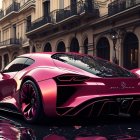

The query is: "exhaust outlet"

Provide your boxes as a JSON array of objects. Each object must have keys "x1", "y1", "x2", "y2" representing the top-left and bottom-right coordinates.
[{"x1": 121, "y1": 100, "x2": 130, "y2": 109}]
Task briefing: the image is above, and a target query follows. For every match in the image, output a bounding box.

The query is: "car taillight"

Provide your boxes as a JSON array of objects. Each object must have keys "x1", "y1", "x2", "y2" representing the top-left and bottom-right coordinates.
[{"x1": 55, "y1": 74, "x2": 90, "y2": 85}]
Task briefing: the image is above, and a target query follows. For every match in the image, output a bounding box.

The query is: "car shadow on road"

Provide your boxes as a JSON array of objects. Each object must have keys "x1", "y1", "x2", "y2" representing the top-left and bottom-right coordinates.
[{"x1": 1, "y1": 110, "x2": 140, "y2": 140}]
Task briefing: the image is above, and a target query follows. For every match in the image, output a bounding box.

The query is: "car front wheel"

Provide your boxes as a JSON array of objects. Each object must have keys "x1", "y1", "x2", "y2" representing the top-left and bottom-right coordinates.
[{"x1": 20, "y1": 80, "x2": 43, "y2": 123}]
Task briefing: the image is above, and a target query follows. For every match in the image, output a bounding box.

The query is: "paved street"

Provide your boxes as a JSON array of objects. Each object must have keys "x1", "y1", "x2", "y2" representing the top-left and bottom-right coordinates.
[{"x1": 0, "y1": 110, "x2": 140, "y2": 140}]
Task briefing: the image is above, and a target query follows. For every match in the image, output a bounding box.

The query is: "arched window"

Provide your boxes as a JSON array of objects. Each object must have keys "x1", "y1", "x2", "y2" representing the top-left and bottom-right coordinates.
[
  {"x1": 57, "y1": 41, "x2": 66, "y2": 52},
  {"x1": 32, "y1": 46, "x2": 36, "y2": 52},
  {"x1": 4, "y1": 54, "x2": 9, "y2": 67},
  {"x1": 70, "y1": 37, "x2": 79, "y2": 52},
  {"x1": 123, "y1": 32, "x2": 139, "y2": 70},
  {"x1": 44, "y1": 43, "x2": 52, "y2": 52}
]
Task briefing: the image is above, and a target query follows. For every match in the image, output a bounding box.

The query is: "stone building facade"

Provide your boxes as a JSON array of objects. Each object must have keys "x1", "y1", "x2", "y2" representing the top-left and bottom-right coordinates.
[
  {"x1": 0, "y1": 0, "x2": 140, "y2": 70},
  {"x1": 0, "y1": 0, "x2": 35, "y2": 69}
]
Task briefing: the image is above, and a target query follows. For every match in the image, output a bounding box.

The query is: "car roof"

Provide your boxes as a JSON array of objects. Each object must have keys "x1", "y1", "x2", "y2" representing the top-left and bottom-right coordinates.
[
  {"x1": 19, "y1": 52, "x2": 55, "y2": 58},
  {"x1": 19, "y1": 52, "x2": 87, "y2": 58},
  {"x1": 18, "y1": 52, "x2": 93, "y2": 75}
]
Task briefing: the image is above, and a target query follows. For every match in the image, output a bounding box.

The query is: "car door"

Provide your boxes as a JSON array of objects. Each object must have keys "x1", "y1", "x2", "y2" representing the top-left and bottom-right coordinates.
[{"x1": 0, "y1": 57, "x2": 28, "y2": 101}]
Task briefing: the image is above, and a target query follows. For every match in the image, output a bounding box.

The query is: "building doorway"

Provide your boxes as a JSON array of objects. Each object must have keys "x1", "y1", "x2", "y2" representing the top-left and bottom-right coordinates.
[{"x1": 123, "y1": 32, "x2": 139, "y2": 70}]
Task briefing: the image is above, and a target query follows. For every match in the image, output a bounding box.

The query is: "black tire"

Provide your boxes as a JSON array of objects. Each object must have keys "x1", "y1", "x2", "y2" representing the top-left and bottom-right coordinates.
[{"x1": 20, "y1": 80, "x2": 43, "y2": 123}]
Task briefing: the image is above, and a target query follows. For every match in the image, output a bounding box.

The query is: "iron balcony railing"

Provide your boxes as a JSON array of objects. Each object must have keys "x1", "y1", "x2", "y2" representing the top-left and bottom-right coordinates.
[
  {"x1": 26, "y1": 16, "x2": 51, "y2": 32},
  {"x1": 108, "y1": 0, "x2": 140, "y2": 16},
  {"x1": 0, "y1": 0, "x2": 34, "y2": 19},
  {"x1": 6, "y1": 2, "x2": 20, "y2": 15},
  {"x1": 50, "y1": 0, "x2": 95, "y2": 23},
  {"x1": 27, "y1": 0, "x2": 98, "y2": 32},
  {"x1": 0, "y1": 38, "x2": 20, "y2": 47}
]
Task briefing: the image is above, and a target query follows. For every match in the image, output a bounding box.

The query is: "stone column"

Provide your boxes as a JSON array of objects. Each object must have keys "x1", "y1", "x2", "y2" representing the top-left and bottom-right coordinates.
[
  {"x1": 88, "y1": 33, "x2": 94, "y2": 56},
  {"x1": 35, "y1": 41, "x2": 43, "y2": 52},
  {"x1": 108, "y1": 38, "x2": 114, "y2": 62},
  {"x1": 77, "y1": 33, "x2": 84, "y2": 54},
  {"x1": 118, "y1": 38, "x2": 123, "y2": 67},
  {"x1": 65, "y1": 35, "x2": 70, "y2": 52}
]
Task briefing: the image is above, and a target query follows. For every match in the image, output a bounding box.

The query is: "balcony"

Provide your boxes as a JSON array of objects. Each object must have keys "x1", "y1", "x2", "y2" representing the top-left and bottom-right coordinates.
[
  {"x1": 0, "y1": 38, "x2": 20, "y2": 47},
  {"x1": 27, "y1": 0, "x2": 98, "y2": 32},
  {"x1": 108, "y1": 0, "x2": 140, "y2": 16},
  {"x1": 51, "y1": 0, "x2": 98, "y2": 23},
  {"x1": 26, "y1": 16, "x2": 51, "y2": 32},
  {"x1": 6, "y1": 2, "x2": 20, "y2": 15},
  {"x1": 0, "y1": 1, "x2": 34, "y2": 20}
]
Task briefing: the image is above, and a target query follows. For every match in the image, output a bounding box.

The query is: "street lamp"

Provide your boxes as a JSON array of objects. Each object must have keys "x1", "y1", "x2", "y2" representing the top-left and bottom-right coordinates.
[{"x1": 110, "y1": 29, "x2": 118, "y2": 64}]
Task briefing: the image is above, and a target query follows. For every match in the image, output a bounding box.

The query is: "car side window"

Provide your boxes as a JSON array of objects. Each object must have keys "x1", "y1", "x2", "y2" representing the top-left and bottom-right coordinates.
[
  {"x1": 22, "y1": 58, "x2": 35, "y2": 69},
  {"x1": 3, "y1": 57, "x2": 28, "y2": 73}
]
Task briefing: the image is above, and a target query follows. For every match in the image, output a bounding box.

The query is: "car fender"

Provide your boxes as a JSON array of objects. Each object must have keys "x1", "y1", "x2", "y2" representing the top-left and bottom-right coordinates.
[
  {"x1": 20, "y1": 66, "x2": 77, "y2": 82},
  {"x1": 37, "y1": 78, "x2": 58, "y2": 117},
  {"x1": 18, "y1": 67, "x2": 77, "y2": 117}
]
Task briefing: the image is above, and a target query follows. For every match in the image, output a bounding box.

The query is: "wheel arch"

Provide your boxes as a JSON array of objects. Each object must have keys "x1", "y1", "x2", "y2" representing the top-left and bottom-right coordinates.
[
  {"x1": 20, "y1": 76, "x2": 39, "y2": 88},
  {"x1": 20, "y1": 76, "x2": 44, "y2": 111},
  {"x1": 20, "y1": 76, "x2": 58, "y2": 117}
]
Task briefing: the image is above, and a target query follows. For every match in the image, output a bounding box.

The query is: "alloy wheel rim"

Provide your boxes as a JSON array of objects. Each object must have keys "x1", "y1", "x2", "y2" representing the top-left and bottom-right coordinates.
[{"x1": 21, "y1": 83, "x2": 38, "y2": 120}]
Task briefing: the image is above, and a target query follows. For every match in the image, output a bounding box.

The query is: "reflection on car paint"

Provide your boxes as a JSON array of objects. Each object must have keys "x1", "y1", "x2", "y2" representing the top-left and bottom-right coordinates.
[
  {"x1": 0, "y1": 118, "x2": 140, "y2": 140},
  {"x1": 0, "y1": 119, "x2": 35, "y2": 140}
]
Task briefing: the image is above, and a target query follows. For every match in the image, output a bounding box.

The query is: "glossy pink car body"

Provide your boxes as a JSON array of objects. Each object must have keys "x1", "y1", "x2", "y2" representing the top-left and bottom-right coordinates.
[
  {"x1": 131, "y1": 68, "x2": 140, "y2": 77},
  {"x1": 0, "y1": 52, "x2": 140, "y2": 122}
]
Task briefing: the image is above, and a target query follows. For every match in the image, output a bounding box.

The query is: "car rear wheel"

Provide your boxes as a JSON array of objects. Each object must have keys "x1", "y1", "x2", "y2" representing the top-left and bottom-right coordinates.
[{"x1": 20, "y1": 80, "x2": 43, "y2": 123}]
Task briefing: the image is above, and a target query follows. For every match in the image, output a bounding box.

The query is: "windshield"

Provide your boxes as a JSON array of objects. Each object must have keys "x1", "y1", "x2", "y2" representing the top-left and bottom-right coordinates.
[{"x1": 52, "y1": 53, "x2": 136, "y2": 78}]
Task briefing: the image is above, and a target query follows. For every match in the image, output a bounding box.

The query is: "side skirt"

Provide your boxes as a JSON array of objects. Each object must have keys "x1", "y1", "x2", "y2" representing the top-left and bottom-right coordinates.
[{"x1": 0, "y1": 102, "x2": 21, "y2": 115}]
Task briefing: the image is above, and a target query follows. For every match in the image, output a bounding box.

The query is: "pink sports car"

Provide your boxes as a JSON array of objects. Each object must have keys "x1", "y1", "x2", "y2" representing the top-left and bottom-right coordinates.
[
  {"x1": 0, "y1": 52, "x2": 140, "y2": 123},
  {"x1": 131, "y1": 68, "x2": 140, "y2": 77}
]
